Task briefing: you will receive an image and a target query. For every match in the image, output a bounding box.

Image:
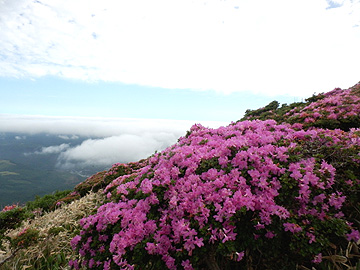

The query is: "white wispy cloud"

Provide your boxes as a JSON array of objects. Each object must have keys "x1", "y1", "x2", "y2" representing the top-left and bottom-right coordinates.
[
  {"x1": 34, "y1": 143, "x2": 70, "y2": 155},
  {"x1": 58, "y1": 135, "x2": 79, "y2": 140},
  {"x1": 0, "y1": 0, "x2": 359, "y2": 96}
]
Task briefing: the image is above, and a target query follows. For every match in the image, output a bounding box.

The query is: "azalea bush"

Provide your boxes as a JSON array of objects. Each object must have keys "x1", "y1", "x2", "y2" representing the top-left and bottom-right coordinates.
[
  {"x1": 285, "y1": 84, "x2": 360, "y2": 130},
  {"x1": 70, "y1": 120, "x2": 360, "y2": 269},
  {"x1": 0, "y1": 206, "x2": 32, "y2": 250},
  {"x1": 242, "y1": 82, "x2": 360, "y2": 132}
]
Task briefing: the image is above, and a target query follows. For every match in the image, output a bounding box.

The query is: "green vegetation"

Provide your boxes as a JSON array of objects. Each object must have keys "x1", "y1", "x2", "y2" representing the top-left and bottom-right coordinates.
[
  {"x1": 25, "y1": 190, "x2": 73, "y2": 212},
  {"x1": 241, "y1": 97, "x2": 313, "y2": 123},
  {"x1": 0, "y1": 190, "x2": 73, "y2": 254}
]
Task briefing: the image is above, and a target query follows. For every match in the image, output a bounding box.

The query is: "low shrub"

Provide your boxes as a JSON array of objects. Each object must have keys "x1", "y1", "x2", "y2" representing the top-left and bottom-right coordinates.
[
  {"x1": 25, "y1": 190, "x2": 73, "y2": 212},
  {"x1": 10, "y1": 228, "x2": 40, "y2": 249}
]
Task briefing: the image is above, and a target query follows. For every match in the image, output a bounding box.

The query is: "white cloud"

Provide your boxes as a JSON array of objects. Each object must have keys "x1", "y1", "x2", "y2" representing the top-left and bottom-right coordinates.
[
  {"x1": 34, "y1": 143, "x2": 70, "y2": 155},
  {"x1": 58, "y1": 135, "x2": 79, "y2": 140},
  {"x1": 0, "y1": 0, "x2": 359, "y2": 96}
]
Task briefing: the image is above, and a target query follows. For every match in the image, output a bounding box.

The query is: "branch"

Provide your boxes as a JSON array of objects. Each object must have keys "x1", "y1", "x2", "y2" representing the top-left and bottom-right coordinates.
[{"x1": 205, "y1": 246, "x2": 221, "y2": 270}]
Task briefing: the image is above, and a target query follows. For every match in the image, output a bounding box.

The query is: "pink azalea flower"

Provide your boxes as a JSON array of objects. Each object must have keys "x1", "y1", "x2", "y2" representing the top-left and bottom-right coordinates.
[
  {"x1": 283, "y1": 223, "x2": 302, "y2": 233},
  {"x1": 181, "y1": 259, "x2": 194, "y2": 270},
  {"x1": 312, "y1": 253, "x2": 322, "y2": 264},
  {"x1": 70, "y1": 235, "x2": 81, "y2": 250},
  {"x1": 235, "y1": 251, "x2": 245, "y2": 261},
  {"x1": 265, "y1": 231, "x2": 276, "y2": 239},
  {"x1": 346, "y1": 229, "x2": 360, "y2": 242}
]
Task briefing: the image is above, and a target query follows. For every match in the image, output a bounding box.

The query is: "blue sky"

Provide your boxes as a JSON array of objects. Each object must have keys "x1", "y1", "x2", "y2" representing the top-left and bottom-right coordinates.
[
  {"x1": 0, "y1": 0, "x2": 360, "y2": 164},
  {"x1": 0, "y1": 76, "x2": 300, "y2": 122}
]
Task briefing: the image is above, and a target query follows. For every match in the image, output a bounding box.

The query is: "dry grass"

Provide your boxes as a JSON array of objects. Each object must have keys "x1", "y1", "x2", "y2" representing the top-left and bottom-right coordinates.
[{"x1": 0, "y1": 191, "x2": 104, "y2": 269}]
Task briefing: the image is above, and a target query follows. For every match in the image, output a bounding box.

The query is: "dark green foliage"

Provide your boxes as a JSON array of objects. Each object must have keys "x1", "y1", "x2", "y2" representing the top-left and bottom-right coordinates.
[
  {"x1": 0, "y1": 207, "x2": 29, "y2": 232},
  {"x1": 10, "y1": 228, "x2": 40, "y2": 249},
  {"x1": 305, "y1": 93, "x2": 325, "y2": 103},
  {"x1": 195, "y1": 157, "x2": 221, "y2": 175},
  {"x1": 0, "y1": 207, "x2": 31, "y2": 250},
  {"x1": 48, "y1": 226, "x2": 66, "y2": 236},
  {"x1": 241, "y1": 100, "x2": 306, "y2": 123},
  {"x1": 242, "y1": 100, "x2": 280, "y2": 120},
  {"x1": 25, "y1": 190, "x2": 72, "y2": 212}
]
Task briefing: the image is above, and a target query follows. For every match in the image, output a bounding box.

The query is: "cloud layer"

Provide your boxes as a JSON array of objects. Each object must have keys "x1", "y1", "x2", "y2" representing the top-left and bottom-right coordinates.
[
  {"x1": 0, "y1": 0, "x2": 359, "y2": 96},
  {"x1": 0, "y1": 114, "x2": 225, "y2": 167},
  {"x1": 57, "y1": 133, "x2": 176, "y2": 169}
]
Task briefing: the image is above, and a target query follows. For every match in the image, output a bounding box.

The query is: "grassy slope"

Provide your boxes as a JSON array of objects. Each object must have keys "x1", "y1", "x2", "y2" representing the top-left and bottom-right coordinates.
[{"x1": 0, "y1": 191, "x2": 104, "y2": 269}]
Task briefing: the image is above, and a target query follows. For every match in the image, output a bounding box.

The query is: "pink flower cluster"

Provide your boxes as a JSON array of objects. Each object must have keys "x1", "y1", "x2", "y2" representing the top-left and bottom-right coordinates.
[
  {"x1": 1, "y1": 204, "x2": 18, "y2": 212},
  {"x1": 71, "y1": 119, "x2": 360, "y2": 269},
  {"x1": 286, "y1": 85, "x2": 360, "y2": 126}
]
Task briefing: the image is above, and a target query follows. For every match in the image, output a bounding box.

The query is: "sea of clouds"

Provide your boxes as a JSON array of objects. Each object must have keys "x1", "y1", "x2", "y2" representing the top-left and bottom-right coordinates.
[{"x1": 0, "y1": 114, "x2": 226, "y2": 169}]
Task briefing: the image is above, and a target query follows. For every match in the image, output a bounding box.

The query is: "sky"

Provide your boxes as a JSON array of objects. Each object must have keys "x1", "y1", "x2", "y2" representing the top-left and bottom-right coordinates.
[{"x1": 1, "y1": 0, "x2": 360, "y2": 166}]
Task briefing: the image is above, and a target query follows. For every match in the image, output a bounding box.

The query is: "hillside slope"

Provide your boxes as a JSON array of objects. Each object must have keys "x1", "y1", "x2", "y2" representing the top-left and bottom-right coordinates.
[
  {"x1": 1, "y1": 82, "x2": 360, "y2": 270},
  {"x1": 241, "y1": 82, "x2": 360, "y2": 130}
]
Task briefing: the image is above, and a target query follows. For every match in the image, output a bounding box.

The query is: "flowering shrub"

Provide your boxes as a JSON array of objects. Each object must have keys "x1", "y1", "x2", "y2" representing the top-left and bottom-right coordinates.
[
  {"x1": 1, "y1": 204, "x2": 18, "y2": 213},
  {"x1": 0, "y1": 206, "x2": 29, "y2": 250},
  {"x1": 74, "y1": 161, "x2": 149, "y2": 198},
  {"x1": 71, "y1": 119, "x2": 360, "y2": 269},
  {"x1": 285, "y1": 83, "x2": 360, "y2": 130},
  {"x1": 0, "y1": 206, "x2": 29, "y2": 233},
  {"x1": 242, "y1": 82, "x2": 360, "y2": 131}
]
